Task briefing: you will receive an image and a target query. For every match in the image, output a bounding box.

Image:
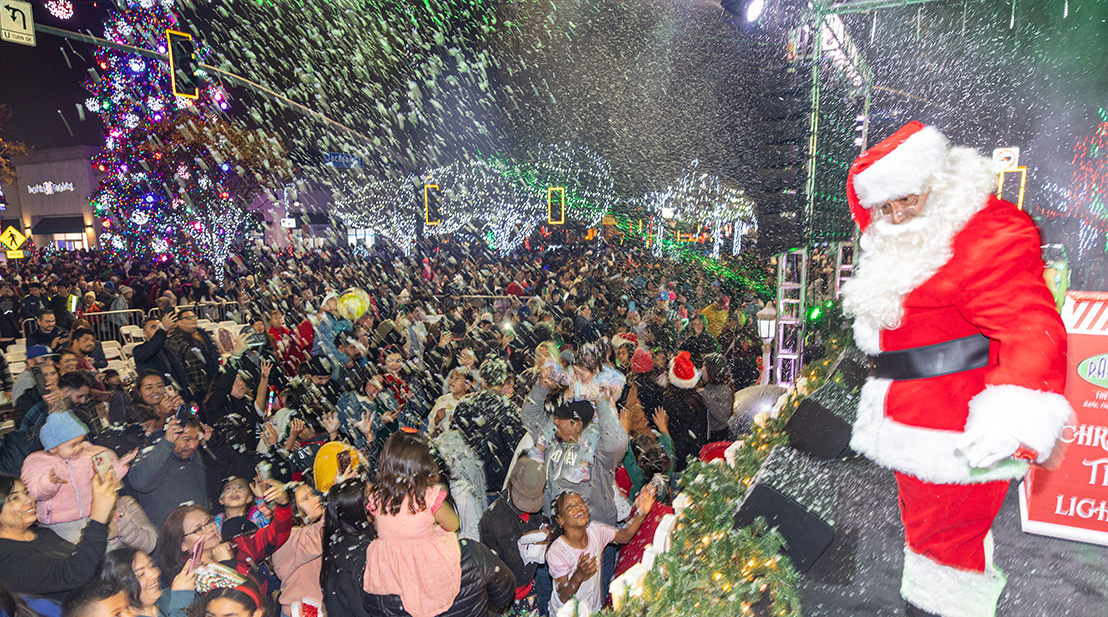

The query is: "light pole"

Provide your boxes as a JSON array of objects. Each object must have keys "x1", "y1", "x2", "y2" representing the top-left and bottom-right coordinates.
[{"x1": 757, "y1": 302, "x2": 778, "y2": 384}]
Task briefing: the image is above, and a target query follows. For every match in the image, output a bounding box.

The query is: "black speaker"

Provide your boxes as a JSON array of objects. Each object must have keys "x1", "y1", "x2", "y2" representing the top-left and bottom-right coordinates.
[
  {"x1": 784, "y1": 379, "x2": 860, "y2": 459},
  {"x1": 828, "y1": 346, "x2": 869, "y2": 391},
  {"x1": 733, "y1": 446, "x2": 837, "y2": 573}
]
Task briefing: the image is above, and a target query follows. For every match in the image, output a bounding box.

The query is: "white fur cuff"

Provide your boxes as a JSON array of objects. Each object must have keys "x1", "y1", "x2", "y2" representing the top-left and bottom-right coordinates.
[
  {"x1": 965, "y1": 385, "x2": 1073, "y2": 461},
  {"x1": 901, "y1": 547, "x2": 1006, "y2": 617}
]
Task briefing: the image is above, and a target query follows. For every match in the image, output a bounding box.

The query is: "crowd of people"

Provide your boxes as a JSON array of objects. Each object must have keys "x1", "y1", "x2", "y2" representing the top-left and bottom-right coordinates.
[{"x1": 0, "y1": 237, "x2": 772, "y2": 617}]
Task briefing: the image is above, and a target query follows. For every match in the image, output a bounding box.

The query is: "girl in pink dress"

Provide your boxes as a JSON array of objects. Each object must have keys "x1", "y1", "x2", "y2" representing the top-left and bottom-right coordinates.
[{"x1": 363, "y1": 431, "x2": 461, "y2": 617}]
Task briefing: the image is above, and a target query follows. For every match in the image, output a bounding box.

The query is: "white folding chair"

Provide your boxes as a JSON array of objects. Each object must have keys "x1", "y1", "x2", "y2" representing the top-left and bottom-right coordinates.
[
  {"x1": 120, "y1": 325, "x2": 145, "y2": 343},
  {"x1": 9, "y1": 340, "x2": 26, "y2": 354},
  {"x1": 121, "y1": 343, "x2": 140, "y2": 360},
  {"x1": 4, "y1": 351, "x2": 23, "y2": 365},
  {"x1": 103, "y1": 346, "x2": 122, "y2": 360}
]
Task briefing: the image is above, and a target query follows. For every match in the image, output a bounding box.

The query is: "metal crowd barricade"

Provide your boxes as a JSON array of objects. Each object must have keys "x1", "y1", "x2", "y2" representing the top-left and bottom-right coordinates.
[
  {"x1": 147, "y1": 301, "x2": 243, "y2": 325},
  {"x1": 20, "y1": 309, "x2": 147, "y2": 343}
]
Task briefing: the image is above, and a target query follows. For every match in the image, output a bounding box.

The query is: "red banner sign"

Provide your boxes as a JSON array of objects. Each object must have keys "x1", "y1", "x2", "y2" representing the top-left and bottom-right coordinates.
[{"x1": 1019, "y1": 291, "x2": 1108, "y2": 546}]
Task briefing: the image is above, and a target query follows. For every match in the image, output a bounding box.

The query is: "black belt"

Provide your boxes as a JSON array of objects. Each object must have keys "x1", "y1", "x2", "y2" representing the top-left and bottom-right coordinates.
[{"x1": 868, "y1": 334, "x2": 990, "y2": 381}]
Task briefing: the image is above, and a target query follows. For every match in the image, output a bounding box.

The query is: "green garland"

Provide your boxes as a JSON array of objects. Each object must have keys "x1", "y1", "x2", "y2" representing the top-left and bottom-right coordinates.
[{"x1": 606, "y1": 332, "x2": 853, "y2": 617}]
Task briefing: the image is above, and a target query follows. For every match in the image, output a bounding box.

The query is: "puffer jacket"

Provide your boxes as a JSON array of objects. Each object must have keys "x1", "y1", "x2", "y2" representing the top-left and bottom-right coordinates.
[
  {"x1": 21, "y1": 445, "x2": 129, "y2": 525},
  {"x1": 362, "y1": 538, "x2": 516, "y2": 617}
]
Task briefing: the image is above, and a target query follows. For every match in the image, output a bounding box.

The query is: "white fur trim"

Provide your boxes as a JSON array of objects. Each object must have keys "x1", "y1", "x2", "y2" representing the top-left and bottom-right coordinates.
[
  {"x1": 901, "y1": 547, "x2": 1006, "y2": 617},
  {"x1": 851, "y1": 379, "x2": 1030, "y2": 484},
  {"x1": 852, "y1": 319, "x2": 881, "y2": 354},
  {"x1": 854, "y1": 126, "x2": 950, "y2": 208},
  {"x1": 965, "y1": 385, "x2": 1073, "y2": 462},
  {"x1": 668, "y1": 366, "x2": 700, "y2": 389},
  {"x1": 842, "y1": 147, "x2": 997, "y2": 332}
]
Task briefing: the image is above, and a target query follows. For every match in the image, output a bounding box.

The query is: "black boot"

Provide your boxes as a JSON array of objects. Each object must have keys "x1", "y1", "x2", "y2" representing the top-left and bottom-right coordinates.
[{"x1": 905, "y1": 602, "x2": 941, "y2": 617}]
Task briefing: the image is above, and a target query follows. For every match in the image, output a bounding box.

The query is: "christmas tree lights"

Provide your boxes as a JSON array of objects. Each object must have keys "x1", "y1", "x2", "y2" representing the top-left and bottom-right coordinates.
[{"x1": 85, "y1": 0, "x2": 292, "y2": 277}]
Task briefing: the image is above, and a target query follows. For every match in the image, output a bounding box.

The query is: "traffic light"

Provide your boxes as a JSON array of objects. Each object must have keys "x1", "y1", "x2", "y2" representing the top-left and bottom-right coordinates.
[
  {"x1": 548, "y1": 187, "x2": 565, "y2": 224},
  {"x1": 166, "y1": 29, "x2": 199, "y2": 99},
  {"x1": 424, "y1": 184, "x2": 440, "y2": 226}
]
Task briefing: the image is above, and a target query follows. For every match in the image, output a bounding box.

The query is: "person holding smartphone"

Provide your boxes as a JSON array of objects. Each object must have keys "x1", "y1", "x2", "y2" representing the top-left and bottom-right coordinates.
[{"x1": 20, "y1": 411, "x2": 137, "y2": 544}]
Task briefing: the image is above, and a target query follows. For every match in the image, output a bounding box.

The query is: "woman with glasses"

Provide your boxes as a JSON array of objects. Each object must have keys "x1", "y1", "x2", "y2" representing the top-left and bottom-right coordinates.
[{"x1": 158, "y1": 479, "x2": 291, "y2": 595}]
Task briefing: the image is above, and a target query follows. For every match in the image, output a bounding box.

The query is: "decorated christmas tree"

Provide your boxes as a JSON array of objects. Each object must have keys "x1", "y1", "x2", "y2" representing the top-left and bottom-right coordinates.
[{"x1": 85, "y1": 0, "x2": 292, "y2": 278}]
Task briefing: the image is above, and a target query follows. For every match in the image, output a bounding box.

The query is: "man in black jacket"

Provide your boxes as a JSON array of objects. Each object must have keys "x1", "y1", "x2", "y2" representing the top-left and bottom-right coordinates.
[
  {"x1": 132, "y1": 314, "x2": 191, "y2": 401},
  {"x1": 362, "y1": 538, "x2": 516, "y2": 617},
  {"x1": 479, "y1": 457, "x2": 549, "y2": 613}
]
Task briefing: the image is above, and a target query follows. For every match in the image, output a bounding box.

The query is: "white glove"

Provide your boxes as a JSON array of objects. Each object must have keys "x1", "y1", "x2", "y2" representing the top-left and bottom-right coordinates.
[{"x1": 956, "y1": 430, "x2": 1022, "y2": 469}]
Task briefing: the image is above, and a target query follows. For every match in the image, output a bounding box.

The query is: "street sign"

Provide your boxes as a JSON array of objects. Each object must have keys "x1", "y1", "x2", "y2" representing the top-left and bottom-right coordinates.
[
  {"x1": 5, "y1": 250, "x2": 23, "y2": 259},
  {"x1": 322, "y1": 152, "x2": 363, "y2": 169},
  {"x1": 0, "y1": 0, "x2": 35, "y2": 47},
  {"x1": 993, "y1": 147, "x2": 1020, "y2": 172},
  {"x1": 0, "y1": 226, "x2": 27, "y2": 251}
]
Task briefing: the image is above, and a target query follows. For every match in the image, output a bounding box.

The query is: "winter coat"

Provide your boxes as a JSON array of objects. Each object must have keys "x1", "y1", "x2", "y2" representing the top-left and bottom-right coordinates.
[
  {"x1": 478, "y1": 493, "x2": 548, "y2": 593},
  {"x1": 322, "y1": 530, "x2": 374, "y2": 617},
  {"x1": 700, "y1": 384, "x2": 734, "y2": 435},
  {"x1": 126, "y1": 437, "x2": 209, "y2": 529},
  {"x1": 523, "y1": 383, "x2": 628, "y2": 526},
  {"x1": 21, "y1": 445, "x2": 129, "y2": 525},
  {"x1": 132, "y1": 329, "x2": 191, "y2": 401},
  {"x1": 661, "y1": 386, "x2": 709, "y2": 474},
  {"x1": 272, "y1": 521, "x2": 324, "y2": 615},
  {"x1": 362, "y1": 538, "x2": 516, "y2": 617},
  {"x1": 0, "y1": 520, "x2": 108, "y2": 601},
  {"x1": 451, "y1": 390, "x2": 526, "y2": 494}
]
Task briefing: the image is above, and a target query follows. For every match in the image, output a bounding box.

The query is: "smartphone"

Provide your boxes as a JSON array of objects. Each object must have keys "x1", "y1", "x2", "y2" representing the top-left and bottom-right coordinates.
[
  {"x1": 266, "y1": 388, "x2": 276, "y2": 417},
  {"x1": 336, "y1": 450, "x2": 351, "y2": 476},
  {"x1": 31, "y1": 366, "x2": 47, "y2": 396},
  {"x1": 91, "y1": 451, "x2": 113, "y2": 482},
  {"x1": 189, "y1": 537, "x2": 204, "y2": 572},
  {"x1": 256, "y1": 461, "x2": 272, "y2": 483}
]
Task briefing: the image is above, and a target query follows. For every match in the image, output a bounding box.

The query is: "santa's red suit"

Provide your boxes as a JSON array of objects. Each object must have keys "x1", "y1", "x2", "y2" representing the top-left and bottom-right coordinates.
[{"x1": 841, "y1": 122, "x2": 1072, "y2": 617}]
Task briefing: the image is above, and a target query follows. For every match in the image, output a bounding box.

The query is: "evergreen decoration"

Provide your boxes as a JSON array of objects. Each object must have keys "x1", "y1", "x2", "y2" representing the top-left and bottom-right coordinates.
[{"x1": 608, "y1": 332, "x2": 854, "y2": 617}]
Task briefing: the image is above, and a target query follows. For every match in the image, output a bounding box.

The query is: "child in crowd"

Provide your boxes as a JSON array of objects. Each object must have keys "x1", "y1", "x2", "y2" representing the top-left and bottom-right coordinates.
[
  {"x1": 20, "y1": 411, "x2": 134, "y2": 543},
  {"x1": 363, "y1": 431, "x2": 460, "y2": 617},
  {"x1": 546, "y1": 488, "x2": 655, "y2": 616},
  {"x1": 215, "y1": 476, "x2": 270, "y2": 539}
]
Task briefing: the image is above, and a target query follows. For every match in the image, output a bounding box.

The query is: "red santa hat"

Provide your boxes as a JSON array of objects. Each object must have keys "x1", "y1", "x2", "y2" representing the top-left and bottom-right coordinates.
[
  {"x1": 611, "y1": 332, "x2": 638, "y2": 350},
  {"x1": 630, "y1": 346, "x2": 654, "y2": 374},
  {"x1": 847, "y1": 121, "x2": 950, "y2": 231},
  {"x1": 668, "y1": 350, "x2": 700, "y2": 389}
]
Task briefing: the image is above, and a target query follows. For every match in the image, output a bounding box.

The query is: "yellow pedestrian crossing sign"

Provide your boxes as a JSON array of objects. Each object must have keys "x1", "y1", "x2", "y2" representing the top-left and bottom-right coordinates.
[{"x1": 0, "y1": 226, "x2": 27, "y2": 251}]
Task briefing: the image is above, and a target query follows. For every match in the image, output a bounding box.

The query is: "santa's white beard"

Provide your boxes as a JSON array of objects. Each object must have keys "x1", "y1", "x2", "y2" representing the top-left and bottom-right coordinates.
[{"x1": 842, "y1": 147, "x2": 997, "y2": 341}]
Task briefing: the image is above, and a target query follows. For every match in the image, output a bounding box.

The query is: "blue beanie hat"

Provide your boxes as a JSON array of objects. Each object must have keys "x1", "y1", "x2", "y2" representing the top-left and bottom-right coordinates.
[{"x1": 39, "y1": 411, "x2": 88, "y2": 451}]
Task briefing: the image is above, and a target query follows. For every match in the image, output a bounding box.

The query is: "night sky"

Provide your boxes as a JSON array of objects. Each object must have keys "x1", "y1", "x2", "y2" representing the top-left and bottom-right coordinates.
[{"x1": 0, "y1": 0, "x2": 110, "y2": 149}]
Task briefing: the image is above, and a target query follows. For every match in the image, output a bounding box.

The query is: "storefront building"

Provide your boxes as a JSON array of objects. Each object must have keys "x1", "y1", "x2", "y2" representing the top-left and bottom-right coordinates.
[{"x1": 0, "y1": 146, "x2": 103, "y2": 253}]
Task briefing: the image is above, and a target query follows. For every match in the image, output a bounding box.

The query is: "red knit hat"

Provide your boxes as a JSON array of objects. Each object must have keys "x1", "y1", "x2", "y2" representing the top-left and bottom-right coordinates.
[
  {"x1": 630, "y1": 346, "x2": 654, "y2": 374},
  {"x1": 847, "y1": 121, "x2": 950, "y2": 231},
  {"x1": 668, "y1": 350, "x2": 700, "y2": 389}
]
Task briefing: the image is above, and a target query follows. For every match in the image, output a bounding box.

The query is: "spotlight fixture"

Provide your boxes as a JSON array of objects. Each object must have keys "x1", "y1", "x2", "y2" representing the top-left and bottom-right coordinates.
[{"x1": 721, "y1": 0, "x2": 766, "y2": 23}]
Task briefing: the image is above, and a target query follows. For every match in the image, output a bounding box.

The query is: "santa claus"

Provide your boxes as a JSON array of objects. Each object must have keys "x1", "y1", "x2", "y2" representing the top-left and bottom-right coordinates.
[{"x1": 840, "y1": 122, "x2": 1072, "y2": 617}]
